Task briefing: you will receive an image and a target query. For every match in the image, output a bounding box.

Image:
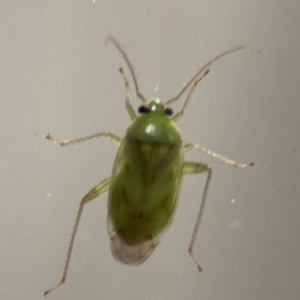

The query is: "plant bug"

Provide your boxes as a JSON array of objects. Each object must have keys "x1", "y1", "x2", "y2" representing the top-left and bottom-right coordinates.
[{"x1": 44, "y1": 35, "x2": 255, "y2": 296}]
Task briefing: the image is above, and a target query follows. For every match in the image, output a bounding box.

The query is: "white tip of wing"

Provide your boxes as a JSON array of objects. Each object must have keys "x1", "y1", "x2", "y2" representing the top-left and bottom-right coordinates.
[{"x1": 110, "y1": 232, "x2": 156, "y2": 265}]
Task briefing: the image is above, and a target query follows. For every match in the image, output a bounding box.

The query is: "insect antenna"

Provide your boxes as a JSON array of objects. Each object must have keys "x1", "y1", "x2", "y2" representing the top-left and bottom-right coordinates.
[
  {"x1": 106, "y1": 35, "x2": 147, "y2": 103},
  {"x1": 166, "y1": 46, "x2": 246, "y2": 109}
]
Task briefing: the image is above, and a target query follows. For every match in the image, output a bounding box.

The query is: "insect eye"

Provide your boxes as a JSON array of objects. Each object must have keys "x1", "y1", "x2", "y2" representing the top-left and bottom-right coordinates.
[
  {"x1": 165, "y1": 107, "x2": 173, "y2": 116},
  {"x1": 138, "y1": 105, "x2": 150, "y2": 114}
]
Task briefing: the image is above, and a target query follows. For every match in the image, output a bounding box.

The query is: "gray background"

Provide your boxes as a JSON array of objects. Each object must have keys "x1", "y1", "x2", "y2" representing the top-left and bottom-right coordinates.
[{"x1": 1, "y1": 1, "x2": 300, "y2": 300}]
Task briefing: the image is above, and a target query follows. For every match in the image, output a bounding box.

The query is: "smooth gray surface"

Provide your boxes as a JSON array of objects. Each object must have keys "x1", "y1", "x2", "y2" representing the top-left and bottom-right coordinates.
[{"x1": 1, "y1": 1, "x2": 300, "y2": 300}]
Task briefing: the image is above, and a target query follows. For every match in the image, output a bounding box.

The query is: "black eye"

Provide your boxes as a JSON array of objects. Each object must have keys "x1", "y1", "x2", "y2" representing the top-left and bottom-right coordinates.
[
  {"x1": 138, "y1": 105, "x2": 150, "y2": 114},
  {"x1": 165, "y1": 107, "x2": 173, "y2": 116}
]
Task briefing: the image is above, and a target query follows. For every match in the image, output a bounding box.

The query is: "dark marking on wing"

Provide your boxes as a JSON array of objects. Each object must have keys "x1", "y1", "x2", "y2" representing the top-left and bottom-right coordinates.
[{"x1": 121, "y1": 186, "x2": 131, "y2": 206}]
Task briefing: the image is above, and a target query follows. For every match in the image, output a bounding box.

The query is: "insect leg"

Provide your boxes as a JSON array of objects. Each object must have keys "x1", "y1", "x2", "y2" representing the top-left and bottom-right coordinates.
[
  {"x1": 46, "y1": 132, "x2": 122, "y2": 147},
  {"x1": 183, "y1": 143, "x2": 255, "y2": 168},
  {"x1": 183, "y1": 162, "x2": 212, "y2": 272},
  {"x1": 166, "y1": 46, "x2": 246, "y2": 107},
  {"x1": 44, "y1": 177, "x2": 111, "y2": 296},
  {"x1": 106, "y1": 35, "x2": 147, "y2": 103},
  {"x1": 118, "y1": 67, "x2": 137, "y2": 121},
  {"x1": 171, "y1": 69, "x2": 210, "y2": 123}
]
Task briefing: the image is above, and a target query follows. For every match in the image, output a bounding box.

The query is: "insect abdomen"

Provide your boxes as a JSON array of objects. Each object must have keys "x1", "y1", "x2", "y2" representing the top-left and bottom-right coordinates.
[{"x1": 108, "y1": 134, "x2": 183, "y2": 265}]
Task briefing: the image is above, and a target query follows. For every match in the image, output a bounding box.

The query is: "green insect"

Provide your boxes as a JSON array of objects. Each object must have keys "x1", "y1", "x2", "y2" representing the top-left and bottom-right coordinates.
[{"x1": 44, "y1": 35, "x2": 254, "y2": 296}]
